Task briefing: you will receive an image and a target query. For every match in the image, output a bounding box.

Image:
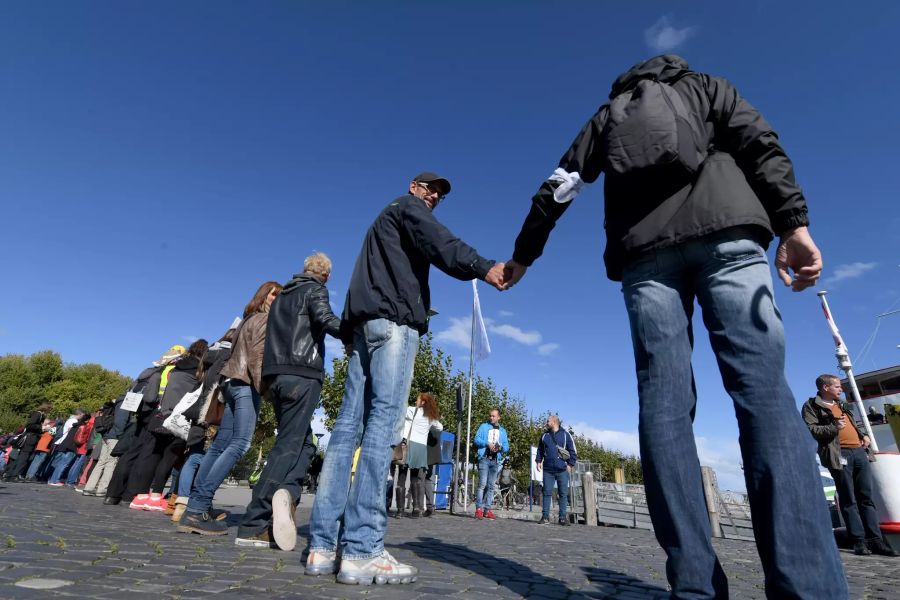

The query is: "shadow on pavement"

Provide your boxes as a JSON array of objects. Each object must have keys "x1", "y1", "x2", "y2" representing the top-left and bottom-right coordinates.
[{"x1": 405, "y1": 536, "x2": 668, "y2": 599}]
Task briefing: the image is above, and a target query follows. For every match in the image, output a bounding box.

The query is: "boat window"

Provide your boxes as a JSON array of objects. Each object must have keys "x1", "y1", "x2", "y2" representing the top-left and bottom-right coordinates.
[
  {"x1": 849, "y1": 381, "x2": 884, "y2": 399},
  {"x1": 879, "y1": 375, "x2": 900, "y2": 396}
]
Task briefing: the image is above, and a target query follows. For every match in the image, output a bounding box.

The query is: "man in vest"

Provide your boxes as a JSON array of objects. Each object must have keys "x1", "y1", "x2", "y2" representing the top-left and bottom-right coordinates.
[{"x1": 502, "y1": 55, "x2": 846, "y2": 598}]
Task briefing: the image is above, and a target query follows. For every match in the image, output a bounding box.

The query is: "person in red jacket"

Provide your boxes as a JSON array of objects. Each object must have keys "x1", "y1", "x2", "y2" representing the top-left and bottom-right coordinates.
[{"x1": 64, "y1": 413, "x2": 96, "y2": 487}]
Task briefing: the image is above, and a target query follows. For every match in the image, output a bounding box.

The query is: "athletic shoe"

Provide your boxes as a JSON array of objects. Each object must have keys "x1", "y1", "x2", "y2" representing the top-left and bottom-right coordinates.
[
  {"x1": 47, "y1": 482, "x2": 65, "y2": 487},
  {"x1": 558, "y1": 518, "x2": 571, "y2": 526},
  {"x1": 144, "y1": 495, "x2": 167, "y2": 512},
  {"x1": 336, "y1": 550, "x2": 417, "y2": 585},
  {"x1": 868, "y1": 538, "x2": 898, "y2": 557},
  {"x1": 538, "y1": 517, "x2": 550, "y2": 525},
  {"x1": 209, "y1": 507, "x2": 229, "y2": 522},
  {"x1": 475, "y1": 508, "x2": 483, "y2": 520},
  {"x1": 271, "y1": 489, "x2": 297, "y2": 552},
  {"x1": 235, "y1": 530, "x2": 276, "y2": 548},
  {"x1": 177, "y1": 511, "x2": 228, "y2": 536},
  {"x1": 305, "y1": 549, "x2": 338, "y2": 576},
  {"x1": 423, "y1": 509, "x2": 434, "y2": 517},
  {"x1": 484, "y1": 510, "x2": 496, "y2": 520},
  {"x1": 853, "y1": 541, "x2": 872, "y2": 556},
  {"x1": 129, "y1": 494, "x2": 152, "y2": 510}
]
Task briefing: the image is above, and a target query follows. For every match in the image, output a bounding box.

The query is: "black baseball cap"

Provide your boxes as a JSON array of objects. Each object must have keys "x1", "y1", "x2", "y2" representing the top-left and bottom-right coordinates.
[{"x1": 413, "y1": 171, "x2": 451, "y2": 195}]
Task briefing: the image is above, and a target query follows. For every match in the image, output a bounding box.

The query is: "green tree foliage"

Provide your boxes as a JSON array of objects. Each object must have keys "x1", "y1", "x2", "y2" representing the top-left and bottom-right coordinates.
[
  {"x1": 320, "y1": 333, "x2": 643, "y2": 485},
  {"x1": 0, "y1": 351, "x2": 131, "y2": 432}
]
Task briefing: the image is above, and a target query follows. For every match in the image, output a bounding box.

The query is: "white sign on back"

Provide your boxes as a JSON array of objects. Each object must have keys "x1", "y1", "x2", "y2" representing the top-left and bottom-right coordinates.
[{"x1": 121, "y1": 392, "x2": 143, "y2": 412}]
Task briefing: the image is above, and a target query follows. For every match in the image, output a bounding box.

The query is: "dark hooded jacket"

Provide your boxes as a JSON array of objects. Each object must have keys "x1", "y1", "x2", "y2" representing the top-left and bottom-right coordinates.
[
  {"x1": 341, "y1": 193, "x2": 495, "y2": 342},
  {"x1": 262, "y1": 273, "x2": 341, "y2": 381},
  {"x1": 158, "y1": 356, "x2": 202, "y2": 413},
  {"x1": 513, "y1": 54, "x2": 809, "y2": 280}
]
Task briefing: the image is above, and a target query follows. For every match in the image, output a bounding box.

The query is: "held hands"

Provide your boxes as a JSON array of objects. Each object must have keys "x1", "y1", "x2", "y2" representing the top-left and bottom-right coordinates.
[
  {"x1": 483, "y1": 259, "x2": 529, "y2": 291},
  {"x1": 775, "y1": 226, "x2": 822, "y2": 292}
]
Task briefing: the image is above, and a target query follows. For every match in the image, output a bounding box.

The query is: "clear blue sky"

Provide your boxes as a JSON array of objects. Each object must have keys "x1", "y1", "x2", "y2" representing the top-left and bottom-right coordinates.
[{"x1": 2, "y1": 2, "x2": 898, "y2": 490}]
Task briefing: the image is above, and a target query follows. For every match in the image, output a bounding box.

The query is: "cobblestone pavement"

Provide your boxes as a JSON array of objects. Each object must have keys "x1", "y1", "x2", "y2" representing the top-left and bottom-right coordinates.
[{"x1": 0, "y1": 482, "x2": 897, "y2": 599}]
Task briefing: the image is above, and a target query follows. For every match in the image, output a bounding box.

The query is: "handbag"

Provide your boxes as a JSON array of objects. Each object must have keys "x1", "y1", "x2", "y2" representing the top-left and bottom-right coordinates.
[{"x1": 391, "y1": 407, "x2": 418, "y2": 466}]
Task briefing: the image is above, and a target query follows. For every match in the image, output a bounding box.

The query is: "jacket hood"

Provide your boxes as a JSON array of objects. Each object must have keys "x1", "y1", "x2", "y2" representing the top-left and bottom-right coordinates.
[
  {"x1": 172, "y1": 355, "x2": 200, "y2": 373},
  {"x1": 282, "y1": 273, "x2": 325, "y2": 294},
  {"x1": 610, "y1": 54, "x2": 691, "y2": 98}
]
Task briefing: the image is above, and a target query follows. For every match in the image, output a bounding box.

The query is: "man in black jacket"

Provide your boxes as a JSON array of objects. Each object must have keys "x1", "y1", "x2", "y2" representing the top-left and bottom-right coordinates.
[
  {"x1": 503, "y1": 56, "x2": 845, "y2": 598},
  {"x1": 236, "y1": 252, "x2": 342, "y2": 552},
  {"x1": 305, "y1": 172, "x2": 505, "y2": 584}
]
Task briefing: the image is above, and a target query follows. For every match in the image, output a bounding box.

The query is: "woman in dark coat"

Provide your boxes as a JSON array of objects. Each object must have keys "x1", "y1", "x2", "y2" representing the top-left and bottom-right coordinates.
[{"x1": 2, "y1": 403, "x2": 52, "y2": 481}]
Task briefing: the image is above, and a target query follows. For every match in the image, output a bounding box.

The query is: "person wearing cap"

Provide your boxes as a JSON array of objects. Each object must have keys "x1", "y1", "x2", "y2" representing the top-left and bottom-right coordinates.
[{"x1": 305, "y1": 172, "x2": 505, "y2": 585}]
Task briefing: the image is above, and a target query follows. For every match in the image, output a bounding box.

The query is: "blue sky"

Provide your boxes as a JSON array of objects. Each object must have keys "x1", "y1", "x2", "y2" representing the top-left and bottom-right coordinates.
[{"x1": 2, "y1": 2, "x2": 898, "y2": 490}]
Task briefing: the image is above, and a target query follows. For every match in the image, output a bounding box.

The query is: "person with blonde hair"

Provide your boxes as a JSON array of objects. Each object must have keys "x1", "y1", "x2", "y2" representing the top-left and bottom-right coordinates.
[{"x1": 236, "y1": 255, "x2": 341, "y2": 550}]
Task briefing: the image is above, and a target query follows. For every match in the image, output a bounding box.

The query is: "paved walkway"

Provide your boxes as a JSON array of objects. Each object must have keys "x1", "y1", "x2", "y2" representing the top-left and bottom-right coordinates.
[{"x1": 0, "y1": 482, "x2": 896, "y2": 599}]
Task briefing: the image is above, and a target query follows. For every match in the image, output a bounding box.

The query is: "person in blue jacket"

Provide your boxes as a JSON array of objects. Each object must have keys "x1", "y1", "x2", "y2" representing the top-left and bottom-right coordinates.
[
  {"x1": 536, "y1": 415, "x2": 577, "y2": 525},
  {"x1": 473, "y1": 407, "x2": 509, "y2": 520}
]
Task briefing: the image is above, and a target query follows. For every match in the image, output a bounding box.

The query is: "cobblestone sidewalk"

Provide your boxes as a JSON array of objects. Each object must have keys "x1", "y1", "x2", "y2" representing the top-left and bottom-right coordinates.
[{"x1": 0, "y1": 482, "x2": 896, "y2": 599}]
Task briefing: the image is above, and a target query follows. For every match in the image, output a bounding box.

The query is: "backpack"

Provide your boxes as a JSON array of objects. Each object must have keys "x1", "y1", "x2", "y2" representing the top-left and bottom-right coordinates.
[
  {"x1": 94, "y1": 401, "x2": 117, "y2": 435},
  {"x1": 600, "y1": 75, "x2": 707, "y2": 182}
]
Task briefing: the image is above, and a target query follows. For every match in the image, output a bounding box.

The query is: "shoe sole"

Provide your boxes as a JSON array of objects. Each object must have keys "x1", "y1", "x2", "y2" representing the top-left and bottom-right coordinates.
[
  {"x1": 304, "y1": 563, "x2": 337, "y2": 576},
  {"x1": 271, "y1": 489, "x2": 296, "y2": 552},
  {"x1": 234, "y1": 538, "x2": 273, "y2": 548},
  {"x1": 176, "y1": 525, "x2": 229, "y2": 536},
  {"x1": 336, "y1": 571, "x2": 417, "y2": 585}
]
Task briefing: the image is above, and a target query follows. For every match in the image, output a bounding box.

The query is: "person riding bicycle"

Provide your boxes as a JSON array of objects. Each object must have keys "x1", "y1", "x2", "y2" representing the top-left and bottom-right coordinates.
[{"x1": 498, "y1": 458, "x2": 517, "y2": 508}]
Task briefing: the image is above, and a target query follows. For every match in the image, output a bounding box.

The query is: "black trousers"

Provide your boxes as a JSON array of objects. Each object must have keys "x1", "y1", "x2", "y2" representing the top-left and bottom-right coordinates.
[
  {"x1": 106, "y1": 421, "x2": 150, "y2": 500},
  {"x1": 150, "y1": 438, "x2": 186, "y2": 493},
  {"x1": 237, "y1": 375, "x2": 319, "y2": 537},
  {"x1": 5, "y1": 436, "x2": 38, "y2": 478},
  {"x1": 126, "y1": 431, "x2": 174, "y2": 497}
]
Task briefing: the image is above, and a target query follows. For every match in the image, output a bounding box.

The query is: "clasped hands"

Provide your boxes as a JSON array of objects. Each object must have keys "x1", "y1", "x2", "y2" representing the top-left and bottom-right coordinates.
[{"x1": 484, "y1": 260, "x2": 527, "y2": 291}]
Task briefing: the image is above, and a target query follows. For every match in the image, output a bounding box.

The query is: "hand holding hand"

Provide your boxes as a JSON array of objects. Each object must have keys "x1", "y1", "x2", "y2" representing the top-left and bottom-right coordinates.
[
  {"x1": 484, "y1": 262, "x2": 506, "y2": 291},
  {"x1": 501, "y1": 260, "x2": 528, "y2": 290},
  {"x1": 775, "y1": 226, "x2": 822, "y2": 292}
]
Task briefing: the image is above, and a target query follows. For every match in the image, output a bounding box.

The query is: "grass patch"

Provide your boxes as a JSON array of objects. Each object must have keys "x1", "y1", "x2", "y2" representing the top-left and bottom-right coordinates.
[
  {"x1": 4, "y1": 536, "x2": 14, "y2": 549},
  {"x1": 195, "y1": 546, "x2": 206, "y2": 559},
  {"x1": 55, "y1": 536, "x2": 67, "y2": 549},
  {"x1": 273, "y1": 558, "x2": 285, "y2": 572}
]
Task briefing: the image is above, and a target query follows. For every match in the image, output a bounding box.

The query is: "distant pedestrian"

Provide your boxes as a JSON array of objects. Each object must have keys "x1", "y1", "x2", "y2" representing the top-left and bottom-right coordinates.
[
  {"x1": 2, "y1": 403, "x2": 51, "y2": 482},
  {"x1": 535, "y1": 415, "x2": 576, "y2": 525},
  {"x1": 802, "y1": 374, "x2": 897, "y2": 557},
  {"x1": 473, "y1": 407, "x2": 509, "y2": 521}
]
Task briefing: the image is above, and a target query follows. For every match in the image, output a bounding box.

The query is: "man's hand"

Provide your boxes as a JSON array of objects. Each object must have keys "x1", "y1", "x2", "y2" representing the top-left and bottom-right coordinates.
[
  {"x1": 566, "y1": 464, "x2": 572, "y2": 473},
  {"x1": 484, "y1": 262, "x2": 506, "y2": 291},
  {"x1": 344, "y1": 343, "x2": 354, "y2": 357},
  {"x1": 863, "y1": 435, "x2": 871, "y2": 448},
  {"x1": 837, "y1": 416, "x2": 846, "y2": 430},
  {"x1": 775, "y1": 226, "x2": 822, "y2": 292},
  {"x1": 536, "y1": 461, "x2": 542, "y2": 472},
  {"x1": 501, "y1": 260, "x2": 528, "y2": 290}
]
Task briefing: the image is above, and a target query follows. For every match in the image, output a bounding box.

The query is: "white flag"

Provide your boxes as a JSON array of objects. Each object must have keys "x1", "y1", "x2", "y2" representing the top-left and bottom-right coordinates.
[{"x1": 472, "y1": 279, "x2": 491, "y2": 361}]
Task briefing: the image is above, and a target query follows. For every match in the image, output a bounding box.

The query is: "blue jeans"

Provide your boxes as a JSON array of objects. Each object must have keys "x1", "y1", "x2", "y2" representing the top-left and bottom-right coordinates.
[
  {"x1": 541, "y1": 469, "x2": 570, "y2": 520},
  {"x1": 65, "y1": 454, "x2": 88, "y2": 486},
  {"x1": 308, "y1": 319, "x2": 419, "y2": 560},
  {"x1": 25, "y1": 452, "x2": 48, "y2": 479},
  {"x1": 47, "y1": 451, "x2": 76, "y2": 484},
  {"x1": 475, "y1": 456, "x2": 500, "y2": 510},
  {"x1": 829, "y1": 446, "x2": 882, "y2": 543},
  {"x1": 621, "y1": 227, "x2": 847, "y2": 599},
  {"x1": 177, "y1": 451, "x2": 205, "y2": 498},
  {"x1": 186, "y1": 380, "x2": 260, "y2": 513}
]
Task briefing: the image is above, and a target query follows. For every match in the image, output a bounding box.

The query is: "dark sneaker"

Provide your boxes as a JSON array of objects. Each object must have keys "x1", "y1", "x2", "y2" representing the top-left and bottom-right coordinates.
[
  {"x1": 271, "y1": 489, "x2": 297, "y2": 551},
  {"x1": 558, "y1": 518, "x2": 571, "y2": 526},
  {"x1": 423, "y1": 509, "x2": 434, "y2": 517},
  {"x1": 853, "y1": 541, "x2": 872, "y2": 556},
  {"x1": 209, "y1": 507, "x2": 229, "y2": 521},
  {"x1": 178, "y1": 511, "x2": 228, "y2": 536},
  {"x1": 235, "y1": 530, "x2": 276, "y2": 548},
  {"x1": 103, "y1": 497, "x2": 121, "y2": 505},
  {"x1": 538, "y1": 517, "x2": 550, "y2": 524},
  {"x1": 336, "y1": 550, "x2": 417, "y2": 585},
  {"x1": 868, "y1": 538, "x2": 898, "y2": 557},
  {"x1": 408, "y1": 510, "x2": 422, "y2": 519}
]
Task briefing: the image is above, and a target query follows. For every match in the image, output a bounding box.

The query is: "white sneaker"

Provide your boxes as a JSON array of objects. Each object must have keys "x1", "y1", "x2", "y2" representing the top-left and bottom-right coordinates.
[
  {"x1": 271, "y1": 489, "x2": 296, "y2": 551},
  {"x1": 336, "y1": 550, "x2": 418, "y2": 585},
  {"x1": 305, "y1": 549, "x2": 338, "y2": 576}
]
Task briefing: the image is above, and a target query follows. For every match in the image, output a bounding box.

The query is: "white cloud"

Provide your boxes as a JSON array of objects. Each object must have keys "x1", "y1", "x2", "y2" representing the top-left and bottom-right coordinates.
[
  {"x1": 537, "y1": 343, "x2": 560, "y2": 356},
  {"x1": 822, "y1": 262, "x2": 877, "y2": 287},
  {"x1": 324, "y1": 336, "x2": 345, "y2": 358},
  {"x1": 569, "y1": 422, "x2": 746, "y2": 492},
  {"x1": 644, "y1": 16, "x2": 697, "y2": 52},
  {"x1": 435, "y1": 316, "x2": 473, "y2": 348},
  {"x1": 181, "y1": 335, "x2": 199, "y2": 343},
  {"x1": 498, "y1": 310, "x2": 514, "y2": 317},
  {"x1": 489, "y1": 323, "x2": 542, "y2": 346}
]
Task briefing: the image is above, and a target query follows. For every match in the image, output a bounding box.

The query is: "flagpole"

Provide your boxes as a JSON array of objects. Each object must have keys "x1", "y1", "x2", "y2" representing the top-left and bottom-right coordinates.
[
  {"x1": 817, "y1": 291, "x2": 878, "y2": 450},
  {"x1": 463, "y1": 282, "x2": 477, "y2": 512}
]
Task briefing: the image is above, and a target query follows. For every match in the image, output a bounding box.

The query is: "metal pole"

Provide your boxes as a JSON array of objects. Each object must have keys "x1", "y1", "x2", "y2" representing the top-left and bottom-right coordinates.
[
  {"x1": 462, "y1": 287, "x2": 477, "y2": 512},
  {"x1": 817, "y1": 291, "x2": 879, "y2": 450}
]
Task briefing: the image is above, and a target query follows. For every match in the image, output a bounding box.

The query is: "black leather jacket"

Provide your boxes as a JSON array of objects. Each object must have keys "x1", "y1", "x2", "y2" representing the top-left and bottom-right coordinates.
[{"x1": 262, "y1": 273, "x2": 341, "y2": 381}]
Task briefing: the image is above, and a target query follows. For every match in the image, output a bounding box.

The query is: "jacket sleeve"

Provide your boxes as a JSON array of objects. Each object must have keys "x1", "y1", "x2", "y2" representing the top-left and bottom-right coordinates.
[
  {"x1": 501, "y1": 428, "x2": 510, "y2": 453},
  {"x1": 309, "y1": 286, "x2": 342, "y2": 339},
  {"x1": 25, "y1": 411, "x2": 43, "y2": 433},
  {"x1": 401, "y1": 199, "x2": 495, "y2": 280},
  {"x1": 704, "y1": 75, "x2": 809, "y2": 234},
  {"x1": 512, "y1": 109, "x2": 607, "y2": 266},
  {"x1": 565, "y1": 431, "x2": 578, "y2": 466},
  {"x1": 536, "y1": 433, "x2": 545, "y2": 463},
  {"x1": 141, "y1": 371, "x2": 162, "y2": 407},
  {"x1": 473, "y1": 424, "x2": 487, "y2": 449},
  {"x1": 801, "y1": 402, "x2": 838, "y2": 444}
]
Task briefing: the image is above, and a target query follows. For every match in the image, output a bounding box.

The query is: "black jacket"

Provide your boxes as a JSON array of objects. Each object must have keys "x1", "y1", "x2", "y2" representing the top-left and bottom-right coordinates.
[
  {"x1": 131, "y1": 366, "x2": 164, "y2": 421},
  {"x1": 512, "y1": 54, "x2": 810, "y2": 281},
  {"x1": 263, "y1": 273, "x2": 341, "y2": 381},
  {"x1": 158, "y1": 356, "x2": 201, "y2": 413},
  {"x1": 341, "y1": 193, "x2": 495, "y2": 342}
]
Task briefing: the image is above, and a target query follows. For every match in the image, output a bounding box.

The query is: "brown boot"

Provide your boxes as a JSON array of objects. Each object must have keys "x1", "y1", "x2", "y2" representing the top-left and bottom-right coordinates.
[{"x1": 164, "y1": 494, "x2": 178, "y2": 515}]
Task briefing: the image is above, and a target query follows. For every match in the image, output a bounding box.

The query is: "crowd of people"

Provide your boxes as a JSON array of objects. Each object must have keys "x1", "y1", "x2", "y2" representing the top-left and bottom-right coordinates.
[{"x1": 5, "y1": 52, "x2": 895, "y2": 594}]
